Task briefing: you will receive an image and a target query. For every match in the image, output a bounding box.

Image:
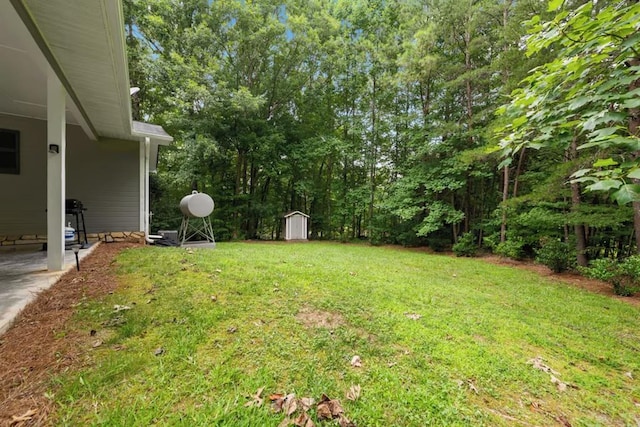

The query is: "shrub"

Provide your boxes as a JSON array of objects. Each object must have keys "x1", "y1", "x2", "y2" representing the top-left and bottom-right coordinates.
[
  {"x1": 581, "y1": 256, "x2": 640, "y2": 296},
  {"x1": 495, "y1": 238, "x2": 526, "y2": 260},
  {"x1": 426, "y1": 237, "x2": 450, "y2": 252},
  {"x1": 535, "y1": 239, "x2": 572, "y2": 273},
  {"x1": 452, "y1": 232, "x2": 477, "y2": 257}
]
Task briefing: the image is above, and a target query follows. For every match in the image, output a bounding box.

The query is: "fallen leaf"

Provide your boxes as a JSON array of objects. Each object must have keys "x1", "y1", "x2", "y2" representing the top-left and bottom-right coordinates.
[
  {"x1": 283, "y1": 394, "x2": 298, "y2": 417},
  {"x1": 92, "y1": 340, "x2": 103, "y2": 348},
  {"x1": 625, "y1": 371, "x2": 634, "y2": 380},
  {"x1": 317, "y1": 394, "x2": 346, "y2": 420},
  {"x1": 527, "y1": 356, "x2": 559, "y2": 375},
  {"x1": 387, "y1": 361, "x2": 397, "y2": 367},
  {"x1": 293, "y1": 412, "x2": 311, "y2": 426},
  {"x1": 556, "y1": 414, "x2": 572, "y2": 427},
  {"x1": 317, "y1": 394, "x2": 333, "y2": 420},
  {"x1": 154, "y1": 347, "x2": 165, "y2": 356},
  {"x1": 467, "y1": 380, "x2": 478, "y2": 394},
  {"x1": 338, "y1": 414, "x2": 355, "y2": 427},
  {"x1": 404, "y1": 312, "x2": 422, "y2": 320},
  {"x1": 113, "y1": 304, "x2": 131, "y2": 312},
  {"x1": 244, "y1": 386, "x2": 265, "y2": 407},
  {"x1": 270, "y1": 393, "x2": 286, "y2": 413},
  {"x1": 227, "y1": 326, "x2": 237, "y2": 333},
  {"x1": 10, "y1": 409, "x2": 37, "y2": 424},
  {"x1": 346, "y1": 384, "x2": 361, "y2": 401},
  {"x1": 350, "y1": 355, "x2": 362, "y2": 368},
  {"x1": 551, "y1": 375, "x2": 567, "y2": 392},
  {"x1": 278, "y1": 418, "x2": 292, "y2": 427},
  {"x1": 111, "y1": 344, "x2": 126, "y2": 351},
  {"x1": 299, "y1": 397, "x2": 315, "y2": 412},
  {"x1": 210, "y1": 295, "x2": 217, "y2": 302},
  {"x1": 215, "y1": 268, "x2": 222, "y2": 273}
]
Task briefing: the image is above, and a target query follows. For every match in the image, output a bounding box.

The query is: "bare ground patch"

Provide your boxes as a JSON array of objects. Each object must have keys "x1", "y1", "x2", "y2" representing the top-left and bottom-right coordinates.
[{"x1": 295, "y1": 306, "x2": 345, "y2": 329}]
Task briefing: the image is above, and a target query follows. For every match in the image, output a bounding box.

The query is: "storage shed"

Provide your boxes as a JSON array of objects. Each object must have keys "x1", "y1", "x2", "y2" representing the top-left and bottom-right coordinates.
[{"x1": 284, "y1": 211, "x2": 309, "y2": 241}]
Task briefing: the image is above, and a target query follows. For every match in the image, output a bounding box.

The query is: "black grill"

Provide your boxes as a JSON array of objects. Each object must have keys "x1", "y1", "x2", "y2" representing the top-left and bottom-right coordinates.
[
  {"x1": 65, "y1": 199, "x2": 84, "y2": 213},
  {"x1": 65, "y1": 199, "x2": 88, "y2": 246}
]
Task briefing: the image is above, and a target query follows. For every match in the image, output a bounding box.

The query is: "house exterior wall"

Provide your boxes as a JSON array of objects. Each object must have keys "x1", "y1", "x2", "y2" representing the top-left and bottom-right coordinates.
[
  {"x1": 0, "y1": 114, "x2": 140, "y2": 237},
  {"x1": 285, "y1": 214, "x2": 308, "y2": 240}
]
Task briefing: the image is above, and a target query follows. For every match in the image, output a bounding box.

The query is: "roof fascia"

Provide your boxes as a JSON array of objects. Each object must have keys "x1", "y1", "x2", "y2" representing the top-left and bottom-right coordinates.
[{"x1": 102, "y1": 0, "x2": 133, "y2": 137}]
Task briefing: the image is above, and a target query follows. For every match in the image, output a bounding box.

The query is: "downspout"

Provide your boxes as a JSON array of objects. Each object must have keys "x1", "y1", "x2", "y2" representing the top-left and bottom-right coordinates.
[{"x1": 144, "y1": 137, "x2": 152, "y2": 243}]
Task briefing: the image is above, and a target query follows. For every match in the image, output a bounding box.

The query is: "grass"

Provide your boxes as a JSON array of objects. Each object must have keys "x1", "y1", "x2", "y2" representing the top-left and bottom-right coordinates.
[{"x1": 52, "y1": 242, "x2": 640, "y2": 426}]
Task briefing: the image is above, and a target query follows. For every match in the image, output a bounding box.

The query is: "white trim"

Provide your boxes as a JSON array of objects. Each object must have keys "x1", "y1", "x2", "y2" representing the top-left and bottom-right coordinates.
[
  {"x1": 144, "y1": 137, "x2": 150, "y2": 236},
  {"x1": 46, "y1": 68, "x2": 65, "y2": 271},
  {"x1": 102, "y1": 0, "x2": 133, "y2": 135},
  {"x1": 139, "y1": 139, "x2": 145, "y2": 231},
  {"x1": 284, "y1": 210, "x2": 310, "y2": 218}
]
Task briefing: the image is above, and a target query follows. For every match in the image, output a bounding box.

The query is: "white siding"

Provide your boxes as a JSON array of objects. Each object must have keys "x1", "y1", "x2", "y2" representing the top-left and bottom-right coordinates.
[{"x1": 0, "y1": 114, "x2": 140, "y2": 235}]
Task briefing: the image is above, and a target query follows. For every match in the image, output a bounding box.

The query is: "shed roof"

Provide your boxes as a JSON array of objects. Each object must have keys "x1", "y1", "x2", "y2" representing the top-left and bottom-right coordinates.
[{"x1": 284, "y1": 211, "x2": 310, "y2": 218}]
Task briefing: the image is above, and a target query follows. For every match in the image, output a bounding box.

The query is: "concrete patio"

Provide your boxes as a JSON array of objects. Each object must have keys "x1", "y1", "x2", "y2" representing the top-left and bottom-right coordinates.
[{"x1": 0, "y1": 243, "x2": 99, "y2": 335}]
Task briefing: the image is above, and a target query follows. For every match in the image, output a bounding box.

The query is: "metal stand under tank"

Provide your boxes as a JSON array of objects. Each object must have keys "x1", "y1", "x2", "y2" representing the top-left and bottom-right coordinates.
[{"x1": 178, "y1": 191, "x2": 216, "y2": 248}]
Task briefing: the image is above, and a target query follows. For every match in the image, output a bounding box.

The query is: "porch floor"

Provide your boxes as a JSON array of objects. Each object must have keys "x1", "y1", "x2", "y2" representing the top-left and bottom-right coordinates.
[{"x1": 0, "y1": 243, "x2": 99, "y2": 336}]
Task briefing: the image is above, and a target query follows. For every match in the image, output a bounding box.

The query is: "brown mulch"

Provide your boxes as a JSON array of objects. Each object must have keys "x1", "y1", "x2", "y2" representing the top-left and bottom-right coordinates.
[
  {"x1": 0, "y1": 242, "x2": 140, "y2": 427},
  {"x1": 481, "y1": 255, "x2": 640, "y2": 307}
]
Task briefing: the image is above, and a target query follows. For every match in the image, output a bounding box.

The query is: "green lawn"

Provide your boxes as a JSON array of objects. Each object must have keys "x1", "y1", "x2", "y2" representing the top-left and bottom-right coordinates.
[{"x1": 53, "y1": 242, "x2": 640, "y2": 426}]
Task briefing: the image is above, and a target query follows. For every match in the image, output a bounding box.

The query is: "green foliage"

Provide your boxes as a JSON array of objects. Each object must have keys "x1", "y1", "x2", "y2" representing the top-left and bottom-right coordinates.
[
  {"x1": 535, "y1": 239, "x2": 573, "y2": 273},
  {"x1": 126, "y1": 0, "x2": 636, "y2": 266},
  {"x1": 581, "y1": 256, "x2": 640, "y2": 296},
  {"x1": 452, "y1": 232, "x2": 478, "y2": 257},
  {"x1": 495, "y1": 238, "x2": 526, "y2": 261},
  {"x1": 498, "y1": 1, "x2": 640, "y2": 203}
]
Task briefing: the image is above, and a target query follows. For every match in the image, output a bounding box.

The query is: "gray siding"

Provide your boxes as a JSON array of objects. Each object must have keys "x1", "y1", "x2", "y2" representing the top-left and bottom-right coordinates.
[{"x1": 0, "y1": 114, "x2": 140, "y2": 235}]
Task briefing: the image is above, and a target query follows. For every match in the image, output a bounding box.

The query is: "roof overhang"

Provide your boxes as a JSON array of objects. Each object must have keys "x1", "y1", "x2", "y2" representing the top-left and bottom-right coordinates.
[{"x1": 4, "y1": 0, "x2": 172, "y2": 146}]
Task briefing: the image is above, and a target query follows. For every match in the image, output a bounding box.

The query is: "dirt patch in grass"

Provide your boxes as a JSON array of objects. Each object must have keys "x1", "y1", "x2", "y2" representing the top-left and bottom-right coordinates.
[
  {"x1": 295, "y1": 307, "x2": 345, "y2": 329},
  {"x1": 0, "y1": 242, "x2": 139, "y2": 426},
  {"x1": 481, "y1": 255, "x2": 640, "y2": 307}
]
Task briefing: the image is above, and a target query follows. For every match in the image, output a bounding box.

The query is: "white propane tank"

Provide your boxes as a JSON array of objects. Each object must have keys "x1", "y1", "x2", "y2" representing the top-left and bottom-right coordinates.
[
  {"x1": 65, "y1": 222, "x2": 75, "y2": 242},
  {"x1": 179, "y1": 191, "x2": 214, "y2": 218}
]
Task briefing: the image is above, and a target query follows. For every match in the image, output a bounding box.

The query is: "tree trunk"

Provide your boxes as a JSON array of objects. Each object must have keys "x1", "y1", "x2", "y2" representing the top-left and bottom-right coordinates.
[
  {"x1": 368, "y1": 75, "x2": 377, "y2": 237},
  {"x1": 500, "y1": 165, "x2": 509, "y2": 243},
  {"x1": 512, "y1": 147, "x2": 526, "y2": 198}
]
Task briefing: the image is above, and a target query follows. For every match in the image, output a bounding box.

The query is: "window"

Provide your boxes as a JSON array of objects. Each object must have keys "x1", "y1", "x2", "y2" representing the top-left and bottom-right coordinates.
[{"x1": 0, "y1": 129, "x2": 20, "y2": 174}]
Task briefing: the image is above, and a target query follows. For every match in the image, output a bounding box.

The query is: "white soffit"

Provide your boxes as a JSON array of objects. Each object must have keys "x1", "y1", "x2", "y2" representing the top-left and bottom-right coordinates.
[
  {"x1": 0, "y1": 1, "x2": 87, "y2": 131},
  {"x1": 16, "y1": 0, "x2": 133, "y2": 141}
]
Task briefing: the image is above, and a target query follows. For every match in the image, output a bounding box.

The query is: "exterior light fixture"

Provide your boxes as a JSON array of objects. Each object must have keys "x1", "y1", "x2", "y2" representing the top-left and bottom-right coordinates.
[{"x1": 71, "y1": 244, "x2": 82, "y2": 271}]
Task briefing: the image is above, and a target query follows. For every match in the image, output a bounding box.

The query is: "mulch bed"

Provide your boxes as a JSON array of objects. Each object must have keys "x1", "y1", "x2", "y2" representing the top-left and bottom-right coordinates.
[
  {"x1": 481, "y1": 255, "x2": 640, "y2": 307},
  {"x1": 0, "y1": 243, "x2": 139, "y2": 427}
]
